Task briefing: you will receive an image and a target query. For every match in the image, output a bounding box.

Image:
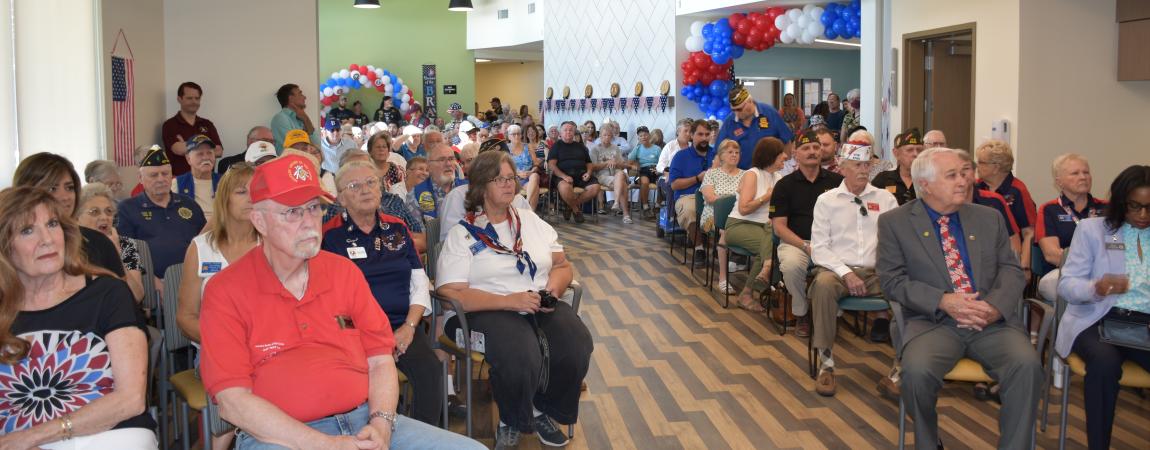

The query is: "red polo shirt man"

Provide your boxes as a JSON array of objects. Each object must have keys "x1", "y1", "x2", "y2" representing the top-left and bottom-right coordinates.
[
  {"x1": 162, "y1": 82, "x2": 224, "y2": 175},
  {"x1": 200, "y1": 154, "x2": 482, "y2": 449}
]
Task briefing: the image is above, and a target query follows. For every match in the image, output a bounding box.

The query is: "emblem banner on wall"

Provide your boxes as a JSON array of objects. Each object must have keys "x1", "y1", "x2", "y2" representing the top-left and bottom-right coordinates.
[{"x1": 422, "y1": 65, "x2": 438, "y2": 120}]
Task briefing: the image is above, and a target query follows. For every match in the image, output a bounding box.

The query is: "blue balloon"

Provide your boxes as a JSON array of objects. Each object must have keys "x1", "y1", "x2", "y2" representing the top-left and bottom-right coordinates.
[
  {"x1": 702, "y1": 23, "x2": 715, "y2": 38},
  {"x1": 821, "y1": 11, "x2": 835, "y2": 27},
  {"x1": 717, "y1": 18, "x2": 730, "y2": 29},
  {"x1": 729, "y1": 45, "x2": 744, "y2": 59},
  {"x1": 825, "y1": 27, "x2": 839, "y2": 40},
  {"x1": 708, "y1": 80, "x2": 723, "y2": 97},
  {"x1": 839, "y1": 7, "x2": 851, "y2": 20},
  {"x1": 713, "y1": 53, "x2": 729, "y2": 65},
  {"x1": 833, "y1": 18, "x2": 847, "y2": 37},
  {"x1": 851, "y1": 0, "x2": 861, "y2": 11}
]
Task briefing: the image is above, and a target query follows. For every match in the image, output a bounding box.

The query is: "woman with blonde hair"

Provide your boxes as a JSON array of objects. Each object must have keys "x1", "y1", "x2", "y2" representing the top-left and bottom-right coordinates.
[
  {"x1": 699, "y1": 139, "x2": 746, "y2": 295},
  {"x1": 780, "y1": 93, "x2": 805, "y2": 132},
  {"x1": 0, "y1": 186, "x2": 156, "y2": 449},
  {"x1": 976, "y1": 139, "x2": 1038, "y2": 274}
]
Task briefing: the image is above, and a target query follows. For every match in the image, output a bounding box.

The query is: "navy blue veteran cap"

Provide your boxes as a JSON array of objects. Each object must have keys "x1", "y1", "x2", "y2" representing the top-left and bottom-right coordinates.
[{"x1": 140, "y1": 145, "x2": 170, "y2": 167}]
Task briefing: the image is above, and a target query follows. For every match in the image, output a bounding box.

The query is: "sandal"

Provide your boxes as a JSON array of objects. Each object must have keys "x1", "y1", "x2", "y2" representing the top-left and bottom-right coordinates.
[
  {"x1": 737, "y1": 292, "x2": 766, "y2": 312},
  {"x1": 754, "y1": 263, "x2": 773, "y2": 284}
]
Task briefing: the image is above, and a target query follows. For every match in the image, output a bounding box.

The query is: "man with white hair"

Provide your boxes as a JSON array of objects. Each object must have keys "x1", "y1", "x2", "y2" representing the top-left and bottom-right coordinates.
[
  {"x1": 200, "y1": 154, "x2": 482, "y2": 450},
  {"x1": 808, "y1": 142, "x2": 898, "y2": 396},
  {"x1": 593, "y1": 120, "x2": 631, "y2": 159},
  {"x1": 716, "y1": 81, "x2": 794, "y2": 170},
  {"x1": 320, "y1": 121, "x2": 359, "y2": 173},
  {"x1": 413, "y1": 142, "x2": 467, "y2": 219},
  {"x1": 923, "y1": 129, "x2": 947, "y2": 148},
  {"x1": 876, "y1": 147, "x2": 1042, "y2": 450}
]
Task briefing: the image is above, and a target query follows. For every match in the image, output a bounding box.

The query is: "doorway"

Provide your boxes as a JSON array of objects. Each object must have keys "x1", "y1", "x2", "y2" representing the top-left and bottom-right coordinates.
[{"x1": 903, "y1": 24, "x2": 975, "y2": 152}]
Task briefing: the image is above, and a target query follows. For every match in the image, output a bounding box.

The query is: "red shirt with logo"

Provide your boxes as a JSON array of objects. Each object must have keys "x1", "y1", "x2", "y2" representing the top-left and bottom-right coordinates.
[{"x1": 200, "y1": 246, "x2": 394, "y2": 422}]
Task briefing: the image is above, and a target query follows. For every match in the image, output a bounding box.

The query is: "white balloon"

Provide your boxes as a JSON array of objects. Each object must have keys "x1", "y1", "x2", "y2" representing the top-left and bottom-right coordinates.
[
  {"x1": 350, "y1": 71, "x2": 361, "y2": 80},
  {"x1": 786, "y1": 8, "x2": 802, "y2": 21},
  {"x1": 375, "y1": 68, "x2": 384, "y2": 77},
  {"x1": 797, "y1": 15, "x2": 810, "y2": 28},
  {"x1": 385, "y1": 85, "x2": 394, "y2": 93},
  {"x1": 380, "y1": 75, "x2": 391, "y2": 85},
  {"x1": 811, "y1": 22, "x2": 825, "y2": 36},
  {"x1": 690, "y1": 21, "x2": 705, "y2": 36},
  {"x1": 367, "y1": 65, "x2": 375, "y2": 72},
  {"x1": 339, "y1": 69, "x2": 350, "y2": 78},
  {"x1": 803, "y1": 4, "x2": 816, "y2": 15},
  {"x1": 397, "y1": 77, "x2": 404, "y2": 85},
  {"x1": 331, "y1": 72, "x2": 339, "y2": 80},
  {"x1": 402, "y1": 93, "x2": 411, "y2": 103},
  {"x1": 780, "y1": 32, "x2": 795, "y2": 44},
  {"x1": 685, "y1": 35, "x2": 704, "y2": 52},
  {"x1": 774, "y1": 15, "x2": 789, "y2": 30},
  {"x1": 323, "y1": 87, "x2": 333, "y2": 97},
  {"x1": 787, "y1": 23, "x2": 801, "y2": 39},
  {"x1": 809, "y1": 7, "x2": 824, "y2": 20},
  {"x1": 802, "y1": 30, "x2": 816, "y2": 44},
  {"x1": 399, "y1": 103, "x2": 411, "y2": 112}
]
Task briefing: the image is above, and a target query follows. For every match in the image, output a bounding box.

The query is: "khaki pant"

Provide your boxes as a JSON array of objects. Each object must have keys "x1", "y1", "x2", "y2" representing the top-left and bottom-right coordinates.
[
  {"x1": 724, "y1": 217, "x2": 774, "y2": 283},
  {"x1": 777, "y1": 242, "x2": 813, "y2": 316},
  {"x1": 674, "y1": 195, "x2": 696, "y2": 230},
  {"x1": 808, "y1": 266, "x2": 883, "y2": 351}
]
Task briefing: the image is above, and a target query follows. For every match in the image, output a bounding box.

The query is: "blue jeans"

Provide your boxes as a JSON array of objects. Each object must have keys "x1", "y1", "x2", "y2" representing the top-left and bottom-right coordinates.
[{"x1": 235, "y1": 403, "x2": 484, "y2": 450}]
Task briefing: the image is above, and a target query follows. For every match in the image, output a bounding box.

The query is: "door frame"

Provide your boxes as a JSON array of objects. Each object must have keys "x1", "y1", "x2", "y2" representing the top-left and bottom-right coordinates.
[{"x1": 901, "y1": 23, "x2": 977, "y2": 150}]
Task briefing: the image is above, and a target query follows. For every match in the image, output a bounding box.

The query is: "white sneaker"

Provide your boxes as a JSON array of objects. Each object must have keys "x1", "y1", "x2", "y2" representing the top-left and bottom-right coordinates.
[
  {"x1": 728, "y1": 261, "x2": 747, "y2": 272},
  {"x1": 623, "y1": 215, "x2": 634, "y2": 224},
  {"x1": 717, "y1": 280, "x2": 737, "y2": 294}
]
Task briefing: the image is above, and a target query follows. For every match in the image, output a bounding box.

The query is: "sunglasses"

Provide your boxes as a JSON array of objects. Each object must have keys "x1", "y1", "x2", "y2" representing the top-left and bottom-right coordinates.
[{"x1": 852, "y1": 196, "x2": 868, "y2": 216}]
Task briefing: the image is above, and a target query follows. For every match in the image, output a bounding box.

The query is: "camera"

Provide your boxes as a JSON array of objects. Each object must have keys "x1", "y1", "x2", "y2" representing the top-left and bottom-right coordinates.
[{"x1": 538, "y1": 289, "x2": 559, "y2": 309}]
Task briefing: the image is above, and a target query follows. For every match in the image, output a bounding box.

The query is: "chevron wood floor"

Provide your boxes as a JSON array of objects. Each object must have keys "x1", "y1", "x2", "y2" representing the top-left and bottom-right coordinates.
[{"x1": 483, "y1": 213, "x2": 1150, "y2": 450}]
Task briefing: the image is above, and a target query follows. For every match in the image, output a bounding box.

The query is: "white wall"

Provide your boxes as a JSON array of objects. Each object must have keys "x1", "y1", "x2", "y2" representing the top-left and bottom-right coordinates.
[
  {"x1": 889, "y1": 0, "x2": 1021, "y2": 152},
  {"x1": 0, "y1": 0, "x2": 17, "y2": 186},
  {"x1": 467, "y1": 0, "x2": 543, "y2": 49},
  {"x1": 164, "y1": 0, "x2": 319, "y2": 158},
  {"x1": 544, "y1": 0, "x2": 678, "y2": 141},
  {"x1": 1018, "y1": 0, "x2": 1150, "y2": 202},
  {"x1": 677, "y1": 0, "x2": 762, "y2": 16}
]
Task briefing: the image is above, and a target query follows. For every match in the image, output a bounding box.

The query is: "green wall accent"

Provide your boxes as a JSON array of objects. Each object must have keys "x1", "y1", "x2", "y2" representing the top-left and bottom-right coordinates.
[
  {"x1": 733, "y1": 47, "x2": 860, "y2": 97},
  {"x1": 318, "y1": 0, "x2": 474, "y2": 120}
]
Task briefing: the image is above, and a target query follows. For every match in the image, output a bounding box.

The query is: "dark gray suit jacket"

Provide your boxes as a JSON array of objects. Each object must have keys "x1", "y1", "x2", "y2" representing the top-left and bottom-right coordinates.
[{"x1": 876, "y1": 199, "x2": 1025, "y2": 350}]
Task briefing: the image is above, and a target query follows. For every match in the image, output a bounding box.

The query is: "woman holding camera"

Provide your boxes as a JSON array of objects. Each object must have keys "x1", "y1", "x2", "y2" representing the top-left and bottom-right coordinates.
[{"x1": 436, "y1": 151, "x2": 593, "y2": 449}]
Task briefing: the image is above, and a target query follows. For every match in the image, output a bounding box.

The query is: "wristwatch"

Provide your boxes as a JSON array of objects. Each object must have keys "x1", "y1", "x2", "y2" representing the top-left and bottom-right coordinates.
[
  {"x1": 405, "y1": 321, "x2": 418, "y2": 329},
  {"x1": 369, "y1": 410, "x2": 398, "y2": 432}
]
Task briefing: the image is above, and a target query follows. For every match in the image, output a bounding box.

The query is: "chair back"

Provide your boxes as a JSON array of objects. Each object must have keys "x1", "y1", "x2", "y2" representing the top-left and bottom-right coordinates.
[
  {"x1": 134, "y1": 239, "x2": 158, "y2": 312},
  {"x1": 1031, "y1": 241, "x2": 1055, "y2": 279},
  {"x1": 693, "y1": 190, "x2": 705, "y2": 224},
  {"x1": 425, "y1": 217, "x2": 440, "y2": 280},
  {"x1": 160, "y1": 264, "x2": 191, "y2": 353},
  {"x1": 713, "y1": 195, "x2": 736, "y2": 231}
]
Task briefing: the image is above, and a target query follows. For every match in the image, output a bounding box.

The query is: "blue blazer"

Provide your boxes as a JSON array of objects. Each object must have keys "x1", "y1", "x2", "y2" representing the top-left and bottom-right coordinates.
[{"x1": 1055, "y1": 217, "x2": 1128, "y2": 357}]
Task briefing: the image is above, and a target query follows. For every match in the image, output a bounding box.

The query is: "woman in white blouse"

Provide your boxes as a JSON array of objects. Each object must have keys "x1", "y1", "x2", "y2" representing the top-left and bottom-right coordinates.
[
  {"x1": 436, "y1": 151, "x2": 593, "y2": 448},
  {"x1": 725, "y1": 137, "x2": 787, "y2": 311}
]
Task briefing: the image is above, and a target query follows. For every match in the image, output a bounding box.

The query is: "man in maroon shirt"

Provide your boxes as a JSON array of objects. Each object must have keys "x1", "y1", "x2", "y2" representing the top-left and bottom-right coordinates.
[{"x1": 162, "y1": 81, "x2": 223, "y2": 175}]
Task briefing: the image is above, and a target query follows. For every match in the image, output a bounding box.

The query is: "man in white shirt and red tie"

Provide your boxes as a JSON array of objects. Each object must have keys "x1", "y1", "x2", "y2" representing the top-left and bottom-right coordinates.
[
  {"x1": 809, "y1": 142, "x2": 898, "y2": 396},
  {"x1": 876, "y1": 147, "x2": 1042, "y2": 449}
]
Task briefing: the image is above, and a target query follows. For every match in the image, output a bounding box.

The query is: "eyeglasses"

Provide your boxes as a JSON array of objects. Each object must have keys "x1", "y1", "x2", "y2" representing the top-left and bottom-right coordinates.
[
  {"x1": 266, "y1": 202, "x2": 328, "y2": 223},
  {"x1": 342, "y1": 177, "x2": 380, "y2": 193},
  {"x1": 924, "y1": 142, "x2": 946, "y2": 148},
  {"x1": 428, "y1": 157, "x2": 456, "y2": 164},
  {"x1": 490, "y1": 176, "x2": 517, "y2": 186},
  {"x1": 1127, "y1": 201, "x2": 1150, "y2": 214},
  {"x1": 852, "y1": 196, "x2": 868, "y2": 216},
  {"x1": 85, "y1": 207, "x2": 116, "y2": 217}
]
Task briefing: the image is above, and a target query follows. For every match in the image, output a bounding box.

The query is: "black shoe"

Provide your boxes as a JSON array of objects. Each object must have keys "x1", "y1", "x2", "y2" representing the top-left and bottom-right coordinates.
[
  {"x1": 446, "y1": 396, "x2": 467, "y2": 418},
  {"x1": 574, "y1": 212, "x2": 586, "y2": 223},
  {"x1": 693, "y1": 248, "x2": 707, "y2": 263},
  {"x1": 562, "y1": 209, "x2": 571, "y2": 221},
  {"x1": 533, "y1": 414, "x2": 570, "y2": 447},
  {"x1": 495, "y1": 424, "x2": 522, "y2": 450},
  {"x1": 869, "y1": 318, "x2": 891, "y2": 343}
]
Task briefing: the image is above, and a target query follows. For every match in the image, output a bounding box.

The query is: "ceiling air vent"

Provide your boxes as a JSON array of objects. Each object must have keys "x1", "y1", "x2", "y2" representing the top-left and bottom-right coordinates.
[
  {"x1": 528, "y1": 3, "x2": 535, "y2": 14},
  {"x1": 498, "y1": 9, "x2": 509, "y2": 19}
]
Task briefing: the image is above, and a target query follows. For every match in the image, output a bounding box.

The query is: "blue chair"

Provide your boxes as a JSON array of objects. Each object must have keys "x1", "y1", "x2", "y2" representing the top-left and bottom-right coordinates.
[
  {"x1": 805, "y1": 295, "x2": 889, "y2": 378},
  {"x1": 710, "y1": 195, "x2": 755, "y2": 308}
]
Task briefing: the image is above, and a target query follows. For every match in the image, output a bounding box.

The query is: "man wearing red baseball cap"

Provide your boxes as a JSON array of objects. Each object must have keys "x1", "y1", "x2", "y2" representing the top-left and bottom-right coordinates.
[{"x1": 199, "y1": 154, "x2": 482, "y2": 449}]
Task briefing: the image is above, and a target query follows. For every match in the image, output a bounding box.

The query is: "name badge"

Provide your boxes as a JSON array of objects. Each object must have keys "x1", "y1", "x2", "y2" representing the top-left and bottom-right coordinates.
[
  {"x1": 200, "y1": 262, "x2": 222, "y2": 274},
  {"x1": 347, "y1": 246, "x2": 367, "y2": 259},
  {"x1": 867, "y1": 202, "x2": 880, "y2": 212},
  {"x1": 885, "y1": 186, "x2": 897, "y2": 194},
  {"x1": 1105, "y1": 243, "x2": 1125, "y2": 251},
  {"x1": 1057, "y1": 214, "x2": 1074, "y2": 222},
  {"x1": 758, "y1": 117, "x2": 770, "y2": 128},
  {"x1": 469, "y1": 241, "x2": 487, "y2": 255}
]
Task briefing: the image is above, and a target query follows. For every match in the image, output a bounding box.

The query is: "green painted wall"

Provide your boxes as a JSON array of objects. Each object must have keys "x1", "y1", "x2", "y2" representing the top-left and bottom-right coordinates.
[{"x1": 318, "y1": 0, "x2": 474, "y2": 120}]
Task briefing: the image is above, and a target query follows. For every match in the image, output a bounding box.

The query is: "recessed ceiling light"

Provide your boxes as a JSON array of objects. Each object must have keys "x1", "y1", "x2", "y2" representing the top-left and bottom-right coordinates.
[
  {"x1": 475, "y1": 58, "x2": 491, "y2": 63},
  {"x1": 448, "y1": 0, "x2": 473, "y2": 12},
  {"x1": 354, "y1": 0, "x2": 380, "y2": 8}
]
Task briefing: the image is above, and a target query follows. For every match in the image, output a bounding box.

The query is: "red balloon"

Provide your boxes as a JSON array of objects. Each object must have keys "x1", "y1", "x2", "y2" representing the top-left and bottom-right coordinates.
[
  {"x1": 349, "y1": 64, "x2": 359, "y2": 72},
  {"x1": 729, "y1": 13, "x2": 745, "y2": 28},
  {"x1": 732, "y1": 32, "x2": 747, "y2": 46},
  {"x1": 746, "y1": 32, "x2": 762, "y2": 48},
  {"x1": 690, "y1": 52, "x2": 709, "y2": 67},
  {"x1": 767, "y1": 7, "x2": 785, "y2": 19},
  {"x1": 375, "y1": 85, "x2": 385, "y2": 92},
  {"x1": 700, "y1": 71, "x2": 715, "y2": 85},
  {"x1": 681, "y1": 61, "x2": 693, "y2": 72},
  {"x1": 321, "y1": 97, "x2": 334, "y2": 106}
]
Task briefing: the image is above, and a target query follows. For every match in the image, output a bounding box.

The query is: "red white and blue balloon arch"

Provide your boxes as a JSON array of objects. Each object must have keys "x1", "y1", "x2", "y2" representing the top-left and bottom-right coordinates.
[
  {"x1": 317, "y1": 64, "x2": 415, "y2": 112},
  {"x1": 681, "y1": 1, "x2": 861, "y2": 120}
]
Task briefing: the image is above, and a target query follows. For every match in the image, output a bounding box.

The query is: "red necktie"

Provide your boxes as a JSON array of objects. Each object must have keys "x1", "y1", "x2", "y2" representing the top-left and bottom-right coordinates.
[{"x1": 938, "y1": 215, "x2": 974, "y2": 294}]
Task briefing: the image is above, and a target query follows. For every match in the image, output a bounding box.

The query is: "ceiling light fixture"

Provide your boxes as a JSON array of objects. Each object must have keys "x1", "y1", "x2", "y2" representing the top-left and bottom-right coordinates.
[
  {"x1": 475, "y1": 58, "x2": 491, "y2": 63},
  {"x1": 354, "y1": 0, "x2": 380, "y2": 8},
  {"x1": 813, "y1": 39, "x2": 861, "y2": 48},
  {"x1": 448, "y1": 0, "x2": 474, "y2": 12}
]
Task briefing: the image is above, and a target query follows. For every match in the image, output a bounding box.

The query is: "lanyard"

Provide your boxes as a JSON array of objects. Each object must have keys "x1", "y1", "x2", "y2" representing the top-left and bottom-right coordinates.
[
  {"x1": 1057, "y1": 195, "x2": 1099, "y2": 225},
  {"x1": 460, "y1": 207, "x2": 537, "y2": 278}
]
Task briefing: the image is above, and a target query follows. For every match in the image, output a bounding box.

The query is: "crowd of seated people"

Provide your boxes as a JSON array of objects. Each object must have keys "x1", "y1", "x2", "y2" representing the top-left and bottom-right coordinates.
[{"x1": 0, "y1": 73, "x2": 1147, "y2": 450}]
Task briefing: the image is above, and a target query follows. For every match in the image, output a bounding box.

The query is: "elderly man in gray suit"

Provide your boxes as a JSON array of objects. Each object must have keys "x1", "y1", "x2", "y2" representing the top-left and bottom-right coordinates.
[{"x1": 876, "y1": 147, "x2": 1043, "y2": 449}]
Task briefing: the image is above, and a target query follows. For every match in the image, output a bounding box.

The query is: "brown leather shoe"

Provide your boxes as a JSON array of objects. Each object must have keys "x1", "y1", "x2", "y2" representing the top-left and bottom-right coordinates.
[
  {"x1": 877, "y1": 376, "x2": 900, "y2": 400},
  {"x1": 794, "y1": 315, "x2": 810, "y2": 338},
  {"x1": 816, "y1": 369, "x2": 836, "y2": 397}
]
